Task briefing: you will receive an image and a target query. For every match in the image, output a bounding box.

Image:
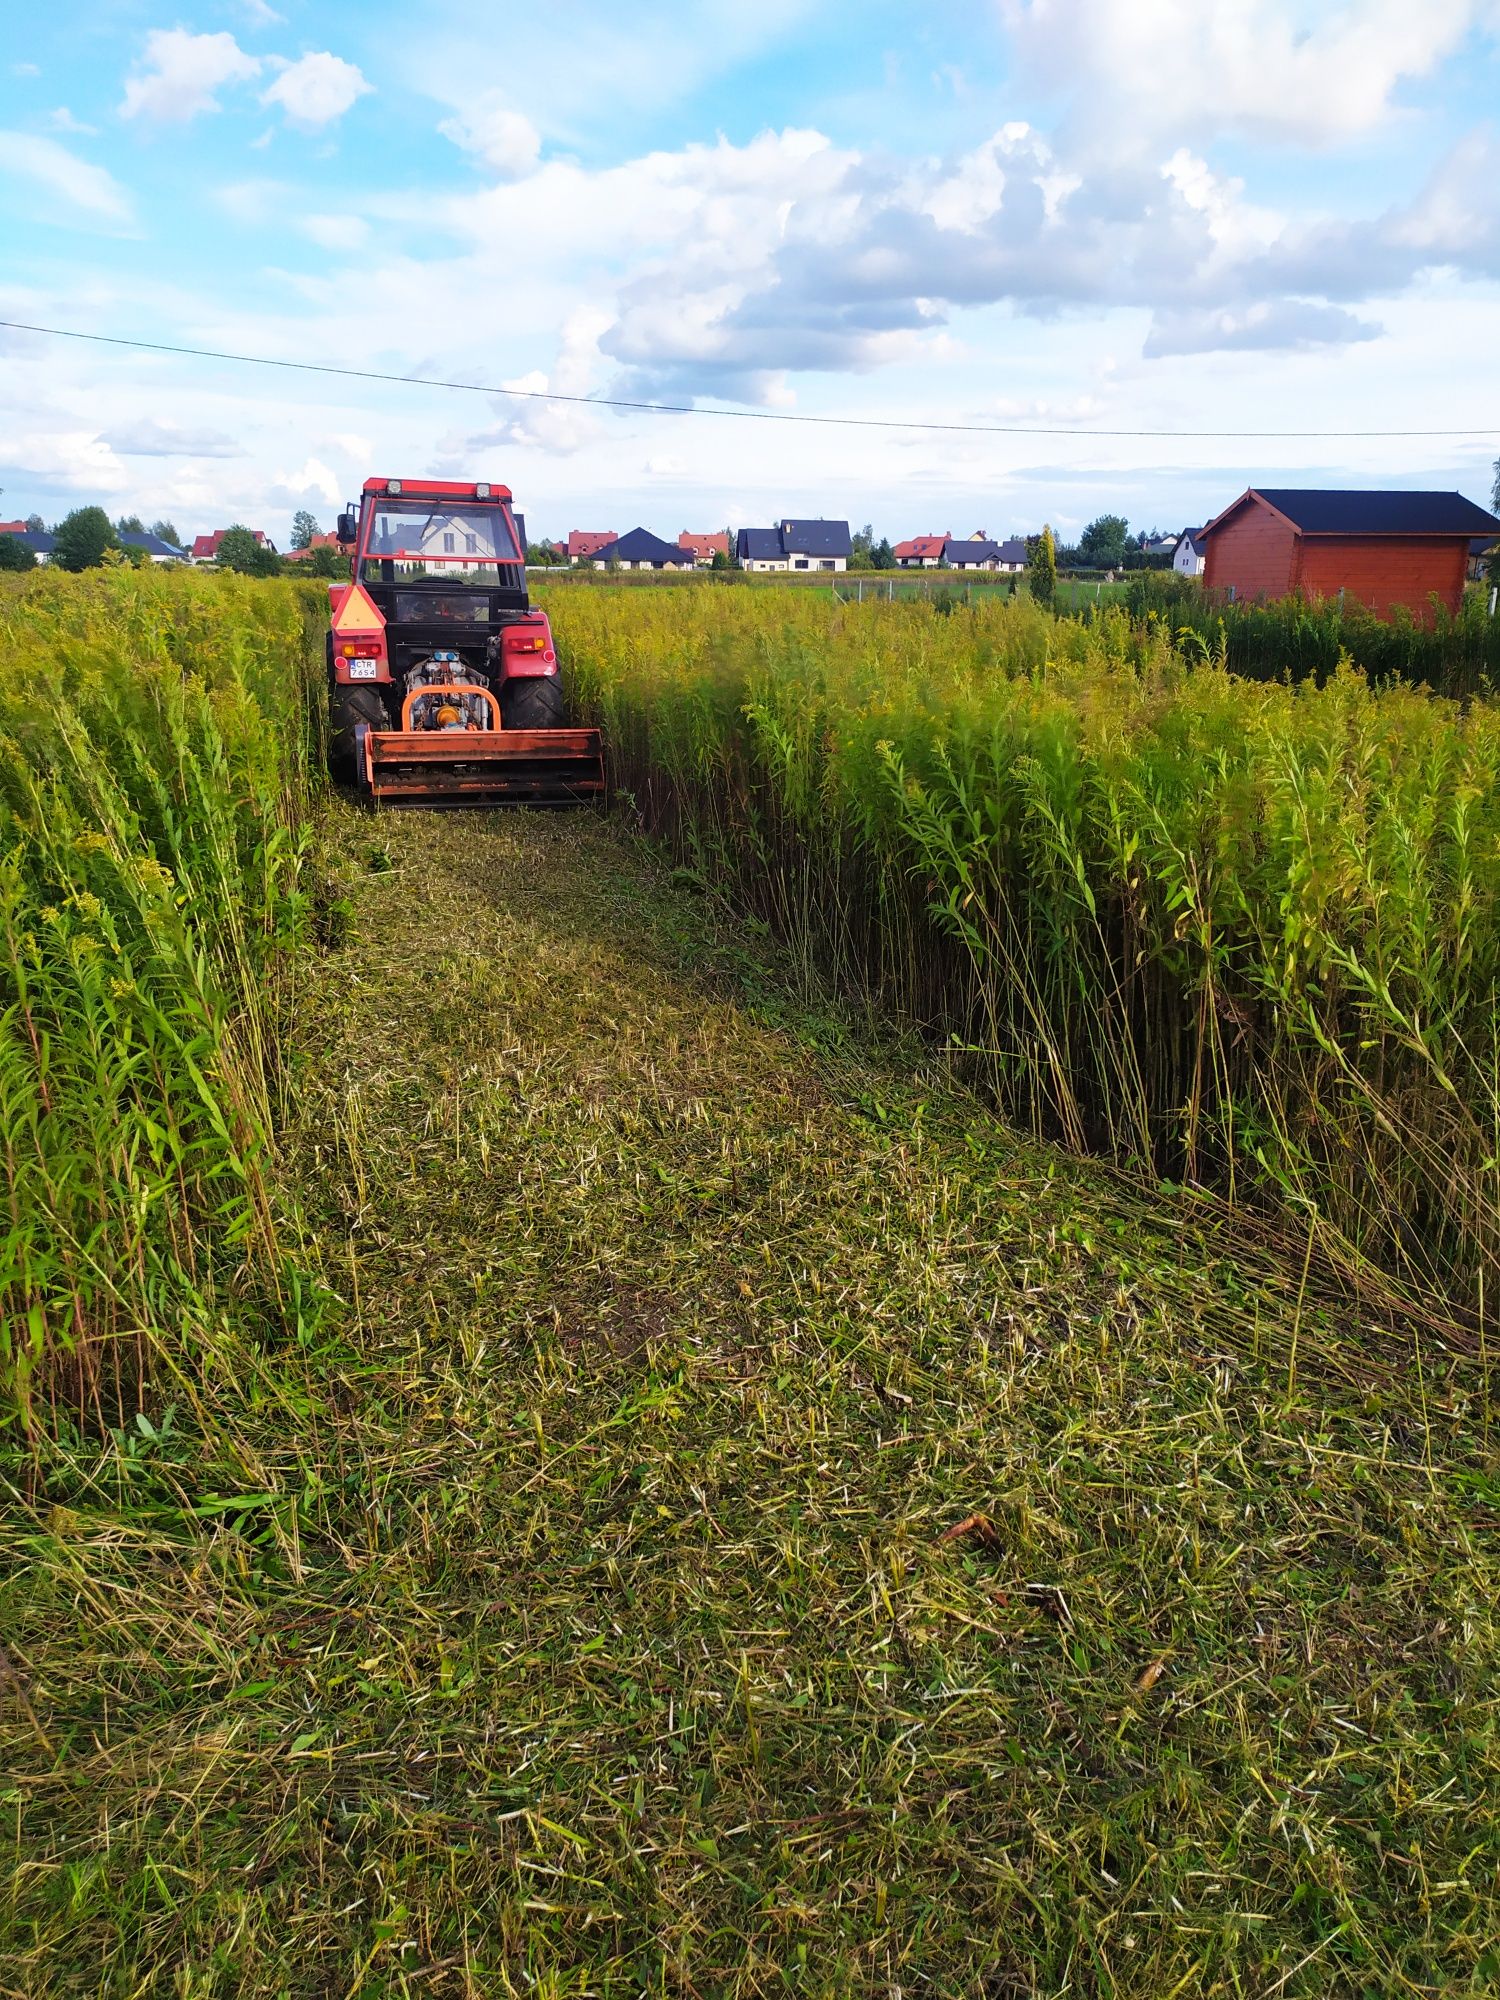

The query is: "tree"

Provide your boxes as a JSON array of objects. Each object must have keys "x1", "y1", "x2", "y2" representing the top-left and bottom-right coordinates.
[
  {"x1": 24, "y1": 513, "x2": 44, "y2": 535},
  {"x1": 710, "y1": 546, "x2": 729, "y2": 570},
  {"x1": 150, "y1": 519, "x2": 182, "y2": 548},
  {"x1": 52, "y1": 507, "x2": 117, "y2": 572},
  {"x1": 216, "y1": 525, "x2": 280, "y2": 576},
  {"x1": 290, "y1": 509, "x2": 320, "y2": 551},
  {"x1": 849, "y1": 522, "x2": 876, "y2": 571},
  {"x1": 1078, "y1": 513, "x2": 1130, "y2": 568},
  {"x1": 1028, "y1": 524, "x2": 1057, "y2": 605},
  {"x1": 115, "y1": 514, "x2": 146, "y2": 535},
  {"x1": 870, "y1": 537, "x2": 895, "y2": 571},
  {"x1": 0, "y1": 535, "x2": 36, "y2": 571},
  {"x1": 302, "y1": 542, "x2": 350, "y2": 579}
]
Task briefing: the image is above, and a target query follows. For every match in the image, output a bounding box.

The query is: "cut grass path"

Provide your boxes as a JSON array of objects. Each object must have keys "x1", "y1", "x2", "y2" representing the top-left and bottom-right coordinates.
[{"x1": 4, "y1": 805, "x2": 1497, "y2": 1998}]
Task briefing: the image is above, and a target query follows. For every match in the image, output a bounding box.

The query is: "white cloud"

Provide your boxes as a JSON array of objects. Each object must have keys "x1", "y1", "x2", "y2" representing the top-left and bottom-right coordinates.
[
  {"x1": 239, "y1": 0, "x2": 285, "y2": 23},
  {"x1": 102, "y1": 419, "x2": 247, "y2": 459},
  {"x1": 1000, "y1": 0, "x2": 1488, "y2": 147},
  {"x1": 11, "y1": 63, "x2": 40, "y2": 79},
  {"x1": 261, "y1": 52, "x2": 370, "y2": 128},
  {"x1": 269, "y1": 456, "x2": 342, "y2": 508},
  {"x1": 438, "y1": 95, "x2": 541, "y2": 178},
  {"x1": 121, "y1": 29, "x2": 261, "y2": 123},
  {"x1": 0, "y1": 429, "x2": 129, "y2": 495},
  {"x1": 0, "y1": 131, "x2": 132, "y2": 223},
  {"x1": 300, "y1": 213, "x2": 370, "y2": 250},
  {"x1": 48, "y1": 107, "x2": 98, "y2": 136}
]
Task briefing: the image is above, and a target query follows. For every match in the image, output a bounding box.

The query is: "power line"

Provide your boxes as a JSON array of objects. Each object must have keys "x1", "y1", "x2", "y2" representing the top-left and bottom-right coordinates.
[{"x1": 2, "y1": 317, "x2": 1496, "y2": 442}]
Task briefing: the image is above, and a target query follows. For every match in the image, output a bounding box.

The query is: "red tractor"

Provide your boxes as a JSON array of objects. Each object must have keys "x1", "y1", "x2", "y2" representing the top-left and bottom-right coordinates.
[{"x1": 326, "y1": 477, "x2": 603, "y2": 804}]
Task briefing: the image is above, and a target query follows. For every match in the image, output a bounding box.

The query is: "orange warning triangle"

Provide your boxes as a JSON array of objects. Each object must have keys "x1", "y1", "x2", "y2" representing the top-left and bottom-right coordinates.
[{"x1": 332, "y1": 583, "x2": 384, "y2": 634}]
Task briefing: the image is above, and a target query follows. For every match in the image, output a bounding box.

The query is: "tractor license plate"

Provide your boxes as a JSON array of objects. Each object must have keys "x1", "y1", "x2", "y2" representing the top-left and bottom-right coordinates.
[{"x1": 347, "y1": 660, "x2": 378, "y2": 680}]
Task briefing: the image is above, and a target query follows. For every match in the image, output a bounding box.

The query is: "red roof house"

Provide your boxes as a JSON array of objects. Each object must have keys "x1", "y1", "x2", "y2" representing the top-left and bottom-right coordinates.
[
  {"x1": 893, "y1": 533, "x2": 950, "y2": 568},
  {"x1": 190, "y1": 528, "x2": 275, "y2": 563},
  {"x1": 1199, "y1": 488, "x2": 1500, "y2": 622},
  {"x1": 282, "y1": 532, "x2": 347, "y2": 562},
  {"x1": 677, "y1": 530, "x2": 729, "y2": 564},
  {"x1": 567, "y1": 530, "x2": 616, "y2": 562}
]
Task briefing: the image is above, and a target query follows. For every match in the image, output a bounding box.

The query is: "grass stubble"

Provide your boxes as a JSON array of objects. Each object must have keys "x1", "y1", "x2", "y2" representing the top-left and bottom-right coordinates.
[{"x1": 4, "y1": 799, "x2": 1496, "y2": 1998}]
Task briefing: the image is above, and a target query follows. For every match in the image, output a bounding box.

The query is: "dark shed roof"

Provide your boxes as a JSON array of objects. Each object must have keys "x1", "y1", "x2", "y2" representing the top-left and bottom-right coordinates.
[
  {"x1": 779, "y1": 518, "x2": 852, "y2": 558},
  {"x1": 594, "y1": 527, "x2": 693, "y2": 565},
  {"x1": 1214, "y1": 489, "x2": 1500, "y2": 537},
  {"x1": 737, "y1": 527, "x2": 784, "y2": 562}
]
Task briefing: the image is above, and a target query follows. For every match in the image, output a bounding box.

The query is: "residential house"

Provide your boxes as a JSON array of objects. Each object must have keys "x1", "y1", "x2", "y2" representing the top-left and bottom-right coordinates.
[
  {"x1": 678, "y1": 530, "x2": 729, "y2": 565},
  {"x1": 736, "y1": 527, "x2": 787, "y2": 572},
  {"x1": 567, "y1": 530, "x2": 616, "y2": 563},
  {"x1": 283, "y1": 532, "x2": 346, "y2": 563},
  {"x1": 947, "y1": 537, "x2": 1027, "y2": 572},
  {"x1": 779, "y1": 518, "x2": 850, "y2": 571},
  {"x1": 0, "y1": 525, "x2": 55, "y2": 562},
  {"x1": 190, "y1": 528, "x2": 277, "y2": 563},
  {"x1": 736, "y1": 518, "x2": 851, "y2": 572},
  {"x1": 1199, "y1": 488, "x2": 1500, "y2": 622},
  {"x1": 1173, "y1": 530, "x2": 1207, "y2": 578},
  {"x1": 893, "y1": 534, "x2": 950, "y2": 568},
  {"x1": 1141, "y1": 532, "x2": 1180, "y2": 556},
  {"x1": 590, "y1": 528, "x2": 695, "y2": 571},
  {"x1": 119, "y1": 530, "x2": 187, "y2": 564}
]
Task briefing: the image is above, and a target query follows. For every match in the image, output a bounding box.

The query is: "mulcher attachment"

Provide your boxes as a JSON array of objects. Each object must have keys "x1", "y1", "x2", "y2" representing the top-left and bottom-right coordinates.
[{"x1": 354, "y1": 684, "x2": 605, "y2": 806}]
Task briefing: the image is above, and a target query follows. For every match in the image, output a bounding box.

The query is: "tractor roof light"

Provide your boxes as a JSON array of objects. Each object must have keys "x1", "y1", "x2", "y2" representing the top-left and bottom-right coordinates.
[
  {"x1": 475, "y1": 482, "x2": 491, "y2": 499},
  {"x1": 387, "y1": 479, "x2": 402, "y2": 495}
]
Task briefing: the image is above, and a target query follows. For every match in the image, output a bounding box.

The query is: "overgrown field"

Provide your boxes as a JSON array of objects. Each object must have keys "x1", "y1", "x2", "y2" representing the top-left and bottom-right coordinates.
[
  {"x1": 548, "y1": 585, "x2": 1500, "y2": 1316},
  {"x1": 0, "y1": 567, "x2": 325, "y2": 1431},
  {"x1": 2, "y1": 573, "x2": 1497, "y2": 1998}
]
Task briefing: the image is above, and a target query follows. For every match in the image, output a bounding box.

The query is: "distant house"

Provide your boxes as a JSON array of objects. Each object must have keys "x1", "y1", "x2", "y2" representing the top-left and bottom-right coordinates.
[
  {"x1": 947, "y1": 537, "x2": 1025, "y2": 572},
  {"x1": 894, "y1": 531, "x2": 1027, "y2": 572},
  {"x1": 736, "y1": 527, "x2": 787, "y2": 572},
  {"x1": 590, "y1": 528, "x2": 695, "y2": 571},
  {"x1": 1142, "y1": 533, "x2": 1179, "y2": 556},
  {"x1": 1173, "y1": 530, "x2": 1207, "y2": 578},
  {"x1": 567, "y1": 530, "x2": 616, "y2": 563},
  {"x1": 894, "y1": 534, "x2": 949, "y2": 569},
  {"x1": 1199, "y1": 488, "x2": 1500, "y2": 622},
  {"x1": 1, "y1": 526, "x2": 55, "y2": 563},
  {"x1": 119, "y1": 530, "x2": 187, "y2": 564},
  {"x1": 190, "y1": 528, "x2": 276, "y2": 564},
  {"x1": 283, "y1": 532, "x2": 345, "y2": 564},
  {"x1": 678, "y1": 530, "x2": 729, "y2": 565},
  {"x1": 780, "y1": 518, "x2": 851, "y2": 572},
  {"x1": 736, "y1": 518, "x2": 850, "y2": 572}
]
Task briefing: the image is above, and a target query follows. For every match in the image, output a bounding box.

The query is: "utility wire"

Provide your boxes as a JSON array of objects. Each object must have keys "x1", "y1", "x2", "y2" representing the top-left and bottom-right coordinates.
[{"x1": 2, "y1": 317, "x2": 1496, "y2": 441}]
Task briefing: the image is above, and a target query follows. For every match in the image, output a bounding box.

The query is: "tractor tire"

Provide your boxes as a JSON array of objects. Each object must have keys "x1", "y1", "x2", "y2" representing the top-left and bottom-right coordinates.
[
  {"x1": 329, "y1": 685, "x2": 389, "y2": 777},
  {"x1": 500, "y1": 673, "x2": 565, "y2": 732}
]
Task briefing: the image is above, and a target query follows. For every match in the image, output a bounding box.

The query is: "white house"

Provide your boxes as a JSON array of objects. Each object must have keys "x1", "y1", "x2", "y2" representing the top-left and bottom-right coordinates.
[{"x1": 1173, "y1": 530, "x2": 1207, "y2": 578}]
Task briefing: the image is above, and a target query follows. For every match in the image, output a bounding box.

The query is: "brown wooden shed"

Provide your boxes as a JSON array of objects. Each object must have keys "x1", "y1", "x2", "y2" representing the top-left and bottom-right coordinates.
[{"x1": 1198, "y1": 488, "x2": 1500, "y2": 622}]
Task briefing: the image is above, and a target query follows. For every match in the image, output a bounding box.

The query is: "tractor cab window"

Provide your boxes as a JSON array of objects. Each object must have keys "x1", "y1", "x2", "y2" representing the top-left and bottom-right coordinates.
[{"x1": 362, "y1": 504, "x2": 521, "y2": 584}]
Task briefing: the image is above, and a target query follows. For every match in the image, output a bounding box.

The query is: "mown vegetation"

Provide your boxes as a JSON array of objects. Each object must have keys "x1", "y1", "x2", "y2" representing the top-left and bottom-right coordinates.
[
  {"x1": 548, "y1": 585, "x2": 1500, "y2": 1318},
  {"x1": 3, "y1": 571, "x2": 1497, "y2": 1998},
  {"x1": 0, "y1": 567, "x2": 324, "y2": 1433}
]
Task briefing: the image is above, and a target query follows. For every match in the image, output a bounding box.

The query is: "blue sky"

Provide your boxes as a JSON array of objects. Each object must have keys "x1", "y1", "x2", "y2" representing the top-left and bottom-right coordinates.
[{"x1": 2, "y1": 1, "x2": 1498, "y2": 545}]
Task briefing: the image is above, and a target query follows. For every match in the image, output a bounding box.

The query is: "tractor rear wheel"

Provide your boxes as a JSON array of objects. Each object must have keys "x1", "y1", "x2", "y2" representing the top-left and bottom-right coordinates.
[
  {"x1": 329, "y1": 686, "x2": 389, "y2": 775},
  {"x1": 500, "y1": 674, "x2": 565, "y2": 732}
]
